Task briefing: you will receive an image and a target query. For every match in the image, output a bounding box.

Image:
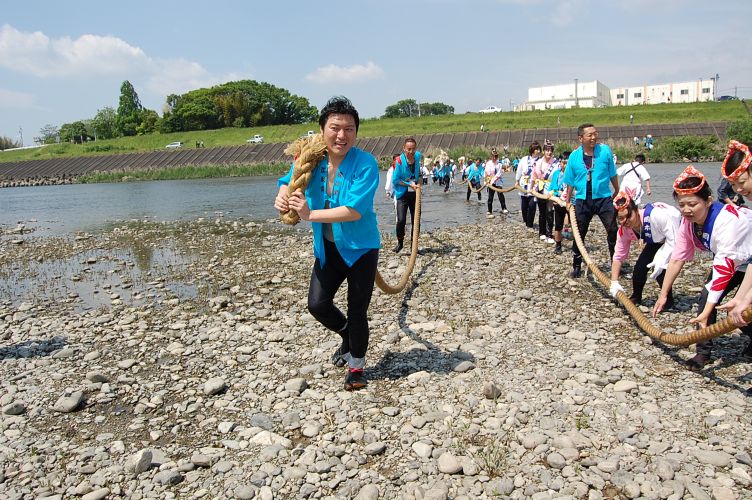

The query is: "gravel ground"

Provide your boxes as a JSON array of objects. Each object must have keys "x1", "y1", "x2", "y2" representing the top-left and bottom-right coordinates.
[{"x1": 0, "y1": 213, "x2": 750, "y2": 500}]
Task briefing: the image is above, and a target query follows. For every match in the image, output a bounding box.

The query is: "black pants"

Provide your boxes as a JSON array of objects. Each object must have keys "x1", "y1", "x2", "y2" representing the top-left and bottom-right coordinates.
[
  {"x1": 396, "y1": 190, "x2": 416, "y2": 240},
  {"x1": 466, "y1": 182, "x2": 482, "y2": 201},
  {"x1": 443, "y1": 175, "x2": 451, "y2": 192},
  {"x1": 553, "y1": 204, "x2": 567, "y2": 231},
  {"x1": 695, "y1": 269, "x2": 752, "y2": 357},
  {"x1": 307, "y1": 239, "x2": 379, "y2": 360},
  {"x1": 487, "y1": 187, "x2": 506, "y2": 211},
  {"x1": 536, "y1": 198, "x2": 553, "y2": 237},
  {"x1": 572, "y1": 196, "x2": 617, "y2": 268},
  {"x1": 520, "y1": 196, "x2": 536, "y2": 228},
  {"x1": 631, "y1": 242, "x2": 672, "y2": 303}
]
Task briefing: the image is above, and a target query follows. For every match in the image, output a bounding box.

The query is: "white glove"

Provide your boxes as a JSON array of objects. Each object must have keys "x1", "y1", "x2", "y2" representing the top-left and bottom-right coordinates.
[
  {"x1": 649, "y1": 244, "x2": 672, "y2": 279},
  {"x1": 610, "y1": 280, "x2": 625, "y2": 298}
]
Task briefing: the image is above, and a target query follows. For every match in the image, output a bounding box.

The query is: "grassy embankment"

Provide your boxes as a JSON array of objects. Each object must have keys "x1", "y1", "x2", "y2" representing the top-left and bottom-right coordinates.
[{"x1": 1, "y1": 101, "x2": 747, "y2": 183}]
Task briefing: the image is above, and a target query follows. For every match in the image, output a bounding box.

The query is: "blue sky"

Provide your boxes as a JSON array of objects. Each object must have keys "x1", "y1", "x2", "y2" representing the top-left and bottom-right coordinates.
[{"x1": 1, "y1": 0, "x2": 750, "y2": 145}]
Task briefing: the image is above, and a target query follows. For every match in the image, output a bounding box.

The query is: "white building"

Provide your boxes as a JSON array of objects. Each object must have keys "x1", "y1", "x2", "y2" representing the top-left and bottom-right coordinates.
[
  {"x1": 519, "y1": 80, "x2": 612, "y2": 111},
  {"x1": 610, "y1": 79, "x2": 715, "y2": 106},
  {"x1": 519, "y1": 78, "x2": 716, "y2": 110}
]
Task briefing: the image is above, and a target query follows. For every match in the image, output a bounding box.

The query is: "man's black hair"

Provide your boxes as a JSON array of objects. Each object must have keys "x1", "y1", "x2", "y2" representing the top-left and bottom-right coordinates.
[
  {"x1": 318, "y1": 96, "x2": 360, "y2": 132},
  {"x1": 634, "y1": 153, "x2": 646, "y2": 163},
  {"x1": 577, "y1": 123, "x2": 595, "y2": 136}
]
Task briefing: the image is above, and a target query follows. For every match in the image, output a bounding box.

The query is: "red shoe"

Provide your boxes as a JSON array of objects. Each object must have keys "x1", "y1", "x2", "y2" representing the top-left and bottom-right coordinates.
[{"x1": 344, "y1": 369, "x2": 367, "y2": 391}]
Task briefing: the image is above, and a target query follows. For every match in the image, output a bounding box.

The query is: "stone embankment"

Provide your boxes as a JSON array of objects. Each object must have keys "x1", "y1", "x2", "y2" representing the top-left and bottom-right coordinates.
[{"x1": 0, "y1": 214, "x2": 749, "y2": 499}]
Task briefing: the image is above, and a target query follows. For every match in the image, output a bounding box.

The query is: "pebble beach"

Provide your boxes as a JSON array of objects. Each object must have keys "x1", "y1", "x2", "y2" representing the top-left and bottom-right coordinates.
[{"x1": 0, "y1": 213, "x2": 750, "y2": 499}]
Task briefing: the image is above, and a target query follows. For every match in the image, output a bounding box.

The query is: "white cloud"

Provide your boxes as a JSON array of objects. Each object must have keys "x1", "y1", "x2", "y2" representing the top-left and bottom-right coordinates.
[
  {"x1": 304, "y1": 62, "x2": 384, "y2": 84},
  {"x1": 0, "y1": 88, "x2": 35, "y2": 108},
  {"x1": 0, "y1": 24, "x2": 251, "y2": 96}
]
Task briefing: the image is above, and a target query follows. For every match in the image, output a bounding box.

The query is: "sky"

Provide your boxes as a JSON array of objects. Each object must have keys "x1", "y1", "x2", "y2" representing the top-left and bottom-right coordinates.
[{"x1": 1, "y1": 0, "x2": 751, "y2": 145}]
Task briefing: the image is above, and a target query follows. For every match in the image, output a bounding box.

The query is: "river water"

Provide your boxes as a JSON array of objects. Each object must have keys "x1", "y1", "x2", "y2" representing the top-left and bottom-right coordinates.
[{"x1": 0, "y1": 162, "x2": 725, "y2": 238}]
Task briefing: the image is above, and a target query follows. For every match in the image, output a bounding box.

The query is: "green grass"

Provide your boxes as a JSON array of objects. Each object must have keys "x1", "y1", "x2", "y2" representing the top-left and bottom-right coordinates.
[{"x1": 0, "y1": 101, "x2": 746, "y2": 164}]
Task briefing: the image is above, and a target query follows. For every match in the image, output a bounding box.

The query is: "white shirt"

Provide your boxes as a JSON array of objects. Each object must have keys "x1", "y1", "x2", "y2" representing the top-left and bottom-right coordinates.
[{"x1": 617, "y1": 162, "x2": 651, "y2": 204}]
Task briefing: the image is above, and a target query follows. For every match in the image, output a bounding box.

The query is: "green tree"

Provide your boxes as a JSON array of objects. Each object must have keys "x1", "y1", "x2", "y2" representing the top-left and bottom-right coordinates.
[
  {"x1": 419, "y1": 102, "x2": 454, "y2": 116},
  {"x1": 165, "y1": 80, "x2": 317, "y2": 132},
  {"x1": 59, "y1": 121, "x2": 89, "y2": 143},
  {"x1": 38, "y1": 124, "x2": 59, "y2": 144},
  {"x1": 116, "y1": 80, "x2": 144, "y2": 136},
  {"x1": 383, "y1": 99, "x2": 419, "y2": 118},
  {"x1": 92, "y1": 106, "x2": 117, "y2": 139},
  {"x1": 136, "y1": 109, "x2": 160, "y2": 135},
  {"x1": 0, "y1": 136, "x2": 21, "y2": 150}
]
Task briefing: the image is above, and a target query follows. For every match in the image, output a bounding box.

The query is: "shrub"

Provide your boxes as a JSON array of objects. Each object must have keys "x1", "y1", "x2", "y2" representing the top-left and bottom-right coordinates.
[
  {"x1": 649, "y1": 135, "x2": 722, "y2": 162},
  {"x1": 726, "y1": 118, "x2": 752, "y2": 145}
]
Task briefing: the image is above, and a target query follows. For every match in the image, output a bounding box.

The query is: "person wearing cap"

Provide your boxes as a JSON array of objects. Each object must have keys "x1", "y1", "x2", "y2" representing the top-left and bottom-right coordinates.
[
  {"x1": 652, "y1": 164, "x2": 752, "y2": 371},
  {"x1": 484, "y1": 148, "x2": 508, "y2": 214},
  {"x1": 516, "y1": 141, "x2": 541, "y2": 230},
  {"x1": 717, "y1": 140, "x2": 752, "y2": 333},
  {"x1": 610, "y1": 190, "x2": 681, "y2": 306},
  {"x1": 530, "y1": 139, "x2": 559, "y2": 243},
  {"x1": 392, "y1": 137, "x2": 422, "y2": 253},
  {"x1": 563, "y1": 124, "x2": 620, "y2": 278}
]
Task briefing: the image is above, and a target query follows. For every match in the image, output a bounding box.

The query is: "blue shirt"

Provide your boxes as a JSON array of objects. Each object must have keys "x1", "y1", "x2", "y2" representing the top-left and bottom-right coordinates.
[
  {"x1": 278, "y1": 147, "x2": 381, "y2": 267},
  {"x1": 562, "y1": 143, "x2": 617, "y2": 200},
  {"x1": 467, "y1": 164, "x2": 483, "y2": 184},
  {"x1": 392, "y1": 151, "x2": 423, "y2": 199}
]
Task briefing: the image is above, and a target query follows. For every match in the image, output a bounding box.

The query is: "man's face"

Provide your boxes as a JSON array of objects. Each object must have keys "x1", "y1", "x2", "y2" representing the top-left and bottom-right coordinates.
[
  {"x1": 321, "y1": 113, "x2": 357, "y2": 159},
  {"x1": 579, "y1": 127, "x2": 599, "y2": 149},
  {"x1": 403, "y1": 141, "x2": 417, "y2": 161}
]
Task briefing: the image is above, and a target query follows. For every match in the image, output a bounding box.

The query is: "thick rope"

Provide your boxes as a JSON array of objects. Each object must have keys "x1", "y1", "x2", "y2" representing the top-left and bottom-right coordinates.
[
  {"x1": 280, "y1": 135, "x2": 420, "y2": 294},
  {"x1": 512, "y1": 184, "x2": 752, "y2": 345}
]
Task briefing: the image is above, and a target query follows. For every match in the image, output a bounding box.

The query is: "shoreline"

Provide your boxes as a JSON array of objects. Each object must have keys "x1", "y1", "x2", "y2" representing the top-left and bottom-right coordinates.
[{"x1": 0, "y1": 216, "x2": 749, "y2": 498}]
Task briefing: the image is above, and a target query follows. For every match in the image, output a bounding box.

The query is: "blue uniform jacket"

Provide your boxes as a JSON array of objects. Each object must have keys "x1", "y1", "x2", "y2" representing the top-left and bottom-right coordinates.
[
  {"x1": 562, "y1": 143, "x2": 617, "y2": 200},
  {"x1": 392, "y1": 151, "x2": 423, "y2": 199},
  {"x1": 278, "y1": 147, "x2": 381, "y2": 267}
]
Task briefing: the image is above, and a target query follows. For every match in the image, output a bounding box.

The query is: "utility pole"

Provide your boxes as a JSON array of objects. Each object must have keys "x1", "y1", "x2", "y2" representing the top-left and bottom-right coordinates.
[
  {"x1": 574, "y1": 78, "x2": 579, "y2": 107},
  {"x1": 18, "y1": 126, "x2": 23, "y2": 147}
]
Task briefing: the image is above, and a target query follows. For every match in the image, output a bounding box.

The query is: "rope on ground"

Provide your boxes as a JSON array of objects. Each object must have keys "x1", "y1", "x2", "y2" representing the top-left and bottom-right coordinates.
[
  {"x1": 510, "y1": 183, "x2": 752, "y2": 345},
  {"x1": 280, "y1": 134, "x2": 420, "y2": 295}
]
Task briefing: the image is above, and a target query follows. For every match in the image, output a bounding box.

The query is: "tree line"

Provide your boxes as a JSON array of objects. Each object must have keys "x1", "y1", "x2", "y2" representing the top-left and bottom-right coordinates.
[{"x1": 26, "y1": 80, "x2": 318, "y2": 146}]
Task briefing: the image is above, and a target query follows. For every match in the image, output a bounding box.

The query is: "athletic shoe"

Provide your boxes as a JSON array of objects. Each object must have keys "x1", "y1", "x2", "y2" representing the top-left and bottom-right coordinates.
[
  {"x1": 539, "y1": 235, "x2": 546, "y2": 241},
  {"x1": 392, "y1": 242, "x2": 403, "y2": 253},
  {"x1": 546, "y1": 237, "x2": 555, "y2": 244},
  {"x1": 344, "y1": 368, "x2": 367, "y2": 391},
  {"x1": 502, "y1": 209, "x2": 509, "y2": 214},
  {"x1": 570, "y1": 267, "x2": 581, "y2": 278},
  {"x1": 486, "y1": 211, "x2": 492, "y2": 215},
  {"x1": 554, "y1": 246, "x2": 563, "y2": 255}
]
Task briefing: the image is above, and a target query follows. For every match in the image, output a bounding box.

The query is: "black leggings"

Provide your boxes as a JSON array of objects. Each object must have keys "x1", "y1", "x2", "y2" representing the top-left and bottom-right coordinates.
[
  {"x1": 487, "y1": 187, "x2": 506, "y2": 211},
  {"x1": 520, "y1": 196, "x2": 536, "y2": 227},
  {"x1": 553, "y1": 204, "x2": 567, "y2": 231},
  {"x1": 396, "y1": 190, "x2": 416, "y2": 240},
  {"x1": 536, "y1": 198, "x2": 553, "y2": 237},
  {"x1": 631, "y1": 242, "x2": 672, "y2": 303},
  {"x1": 695, "y1": 269, "x2": 752, "y2": 357},
  {"x1": 307, "y1": 239, "x2": 379, "y2": 360},
  {"x1": 466, "y1": 182, "x2": 482, "y2": 201}
]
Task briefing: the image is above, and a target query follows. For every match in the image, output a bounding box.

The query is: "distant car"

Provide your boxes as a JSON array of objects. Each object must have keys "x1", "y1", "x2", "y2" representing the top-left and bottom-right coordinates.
[
  {"x1": 300, "y1": 130, "x2": 316, "y2": 139},
  {"x1": 165, "y1": 141, "x2": 183, "y2": 149},
  {"x1": 717, "y1": 95, "x2": 738, "y2": 101},
  {"x1": 479, "y1": 106, "x2": 502, "y2": 114},
  {"x1": 246, "y1": 134, "x2": 264, "y2": 144}
]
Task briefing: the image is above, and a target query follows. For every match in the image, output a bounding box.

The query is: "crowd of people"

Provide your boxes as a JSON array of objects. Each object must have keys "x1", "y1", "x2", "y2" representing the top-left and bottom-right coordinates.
[{"x1": 275, "y1": 97, "x2": 752, "y2": 393}]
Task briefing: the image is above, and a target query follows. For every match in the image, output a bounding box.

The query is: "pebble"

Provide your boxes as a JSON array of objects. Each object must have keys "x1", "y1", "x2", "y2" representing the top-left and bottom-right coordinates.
[{"x1": 0, "y1": 217, "x2": 749, "y2": 500}]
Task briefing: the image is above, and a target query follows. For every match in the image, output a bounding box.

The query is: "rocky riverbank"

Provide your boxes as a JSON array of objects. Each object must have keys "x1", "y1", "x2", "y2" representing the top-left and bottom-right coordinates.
[{"x1": 0, "y1": 215, "x2": 750, "y2": 499}]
